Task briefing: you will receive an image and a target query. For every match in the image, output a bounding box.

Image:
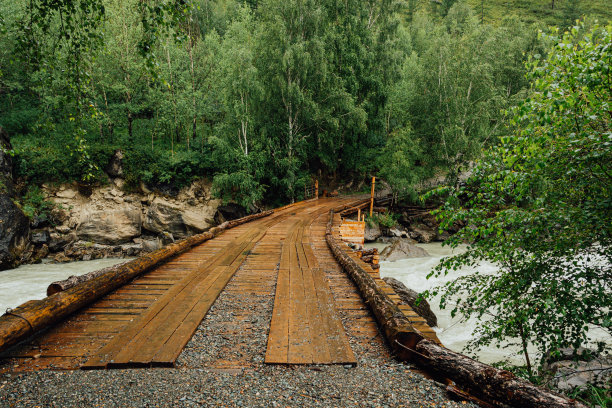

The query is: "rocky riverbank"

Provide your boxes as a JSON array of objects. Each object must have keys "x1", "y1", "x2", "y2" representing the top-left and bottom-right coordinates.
[
  {"x1": 0, "y1": 127, "x2": 247, "y2": 269},
  {"x1": 37, "y1": 179, "x2": 224, "y2": 264}
]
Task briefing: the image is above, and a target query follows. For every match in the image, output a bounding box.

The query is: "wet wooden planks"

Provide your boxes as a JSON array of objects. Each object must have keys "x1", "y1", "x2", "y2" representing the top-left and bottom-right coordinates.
[
  {"x1": 82, "y1": 205, "x2": 310, "y2": 369},
  {"x1": 0, "y1": 198, "x2": 363, "y2": 372},
  {"x1": 265, "y1": 209, "x2": 356, "y2": 365}
]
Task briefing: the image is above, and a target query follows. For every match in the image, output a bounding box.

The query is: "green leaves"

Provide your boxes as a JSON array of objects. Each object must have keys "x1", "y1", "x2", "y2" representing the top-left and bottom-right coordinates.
[{"x1": 428, "y1": 23, "x2": 612, "y2": 373}]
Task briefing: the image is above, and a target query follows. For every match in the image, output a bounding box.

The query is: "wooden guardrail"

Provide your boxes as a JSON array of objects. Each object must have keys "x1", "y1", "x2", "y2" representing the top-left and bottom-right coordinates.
[
  {"x1": 0, "y1": 210, "x2": 274, "y2": 355},
  {"x1": 324, "y1": 209, "x2": 584, "y2": 408}
]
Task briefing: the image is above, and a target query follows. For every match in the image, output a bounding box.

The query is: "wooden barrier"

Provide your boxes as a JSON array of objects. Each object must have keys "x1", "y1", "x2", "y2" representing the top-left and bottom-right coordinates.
[
  {"x1": 325, "y1": 209, "x2": 585, "y2": 408},
  {"x1": 0, "y1": 210, "x2": 274, "y2": 355}
]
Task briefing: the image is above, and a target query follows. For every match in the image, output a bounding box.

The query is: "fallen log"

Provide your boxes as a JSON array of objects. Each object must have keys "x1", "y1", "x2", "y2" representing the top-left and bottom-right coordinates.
[
  {"x1": 415, "y1": 339, "x2": 585, "y2": 408},
  {"x1": 325, "y1": 211, "x2": 423, "y2": 354},
  {"x1": 47, "y1": 260, "x2": 131, "y2": 296},
  {"x1": 0, "y1": 210, "x2": 273, "y2": 354},
  {"x1": 325, "y1": 209, "x2": 585, "y2": 408}
]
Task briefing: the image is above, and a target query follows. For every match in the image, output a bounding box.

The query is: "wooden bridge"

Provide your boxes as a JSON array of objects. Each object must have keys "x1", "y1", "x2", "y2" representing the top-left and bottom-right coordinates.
[
  {"x1": 0, "y1": 196, "x2": 582, "y2": 408},
  {"x1": 0, "y1": 197, "x2": 438, "y2": 372}
]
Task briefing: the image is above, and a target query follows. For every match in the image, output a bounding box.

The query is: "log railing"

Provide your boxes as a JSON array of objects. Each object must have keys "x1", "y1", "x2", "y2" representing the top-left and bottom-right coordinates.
[
  {"x1": 0, "y1": 210, "x2": 274, "y2": 355},
  {"x1": 325, "y1": 209, "x2": 585, "y2": 408}
]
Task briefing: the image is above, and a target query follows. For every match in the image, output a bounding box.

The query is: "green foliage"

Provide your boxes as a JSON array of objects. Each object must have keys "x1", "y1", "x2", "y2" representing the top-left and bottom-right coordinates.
[
  {"x1": 567, "y1": 383, "x2": 612, "y2": 408},
  {"x1": 367, "y1": 212, "x2": 398, "y2": 229},
  {"x1": 425, "y1": 24, "x2": 612, "y2": 374},
  {"x1": 21, "y1": 186, "x2": 59, "y2": 223},
  {"x1": 1, "y1": 0, "x2": 609, "y2": 209}
]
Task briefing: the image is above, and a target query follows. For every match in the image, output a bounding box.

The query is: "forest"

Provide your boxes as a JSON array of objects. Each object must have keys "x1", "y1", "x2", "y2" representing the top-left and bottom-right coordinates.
[
  {"x1": 1, "y1": 0, "x2": 605, "y2": 207},
  {"x1": 0, "y1": 0, "x2": 610, "y2": 405}
]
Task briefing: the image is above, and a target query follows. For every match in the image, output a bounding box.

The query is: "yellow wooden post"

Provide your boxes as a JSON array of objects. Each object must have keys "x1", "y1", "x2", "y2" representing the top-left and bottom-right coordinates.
[
  {"x1": 315, "y1": 179, "x2": 319, "y2": 199},
  {"x1": 357, "y1": 208, "x2": 361, "y2": 221},
  {"x1": 370, "y1": 176, "x2": 375, "y2": 217}
]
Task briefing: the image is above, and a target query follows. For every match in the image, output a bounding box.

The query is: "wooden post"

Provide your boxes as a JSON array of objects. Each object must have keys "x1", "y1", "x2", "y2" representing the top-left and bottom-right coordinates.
[
  {"x1": 315, "y1": 179, "x2": 319, "y2": 199},
  {"x1": 357, "y1": 208, "x2": 361, "y2": 221},
  {"x1": 369, "y1": 176, "x2": 375, "y2": 217}
]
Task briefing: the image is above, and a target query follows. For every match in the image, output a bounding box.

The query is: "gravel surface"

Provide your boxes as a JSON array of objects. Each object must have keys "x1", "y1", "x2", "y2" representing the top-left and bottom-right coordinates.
[
  {"x1": 0, "y1": 365, "x2": 474, "y2": 407},
  {"x1": 0, "y1": 240, "x2": 477, "y2": 408}
]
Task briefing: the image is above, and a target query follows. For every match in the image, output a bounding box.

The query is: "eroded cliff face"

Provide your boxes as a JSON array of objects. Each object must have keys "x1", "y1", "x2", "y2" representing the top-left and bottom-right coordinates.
[
  {"x1": 31, "y1": 179, "x2": 222, "y2": 263},
  {"x1": 0, "y1": 126, "x2": 31, "y2": 271}
]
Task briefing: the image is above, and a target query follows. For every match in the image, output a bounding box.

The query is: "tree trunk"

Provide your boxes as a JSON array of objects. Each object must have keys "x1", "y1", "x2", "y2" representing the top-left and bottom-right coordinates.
[{"x1": 415, "y1": 340, "x2": 585, "y2": 408}]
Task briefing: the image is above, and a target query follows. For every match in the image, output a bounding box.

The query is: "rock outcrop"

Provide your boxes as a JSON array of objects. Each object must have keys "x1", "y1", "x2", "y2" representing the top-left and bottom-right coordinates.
[
  {"x1": 36, "y1": 178, "x2": 222, "y2": 262},
  {"x1": 0, "y1": 126, "x2": 31, "y2": 271},
  {"x1": 77, "y1": 204, "x2": 142, "y2": 244},
  {"x1": 380, "y1": 238, "x2": 430, "y2": 261},
  {"x1": 0, "y1": 195, "x2": 30, "y2": 270},
  {"x1": 382, "y1": 277, "x2": 438, "y2": 327}
]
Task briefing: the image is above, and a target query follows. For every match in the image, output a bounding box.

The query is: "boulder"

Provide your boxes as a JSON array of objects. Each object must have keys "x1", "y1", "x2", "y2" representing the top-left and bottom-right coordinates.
[
  {"x1": 214, "y1": 203, "x2": 247, "y2": 224},
  {"x1": 543, "y1": 349, "x2": 612, "y2": 392},
  {"x1": 56, "y1": 188, "x2": 77, "y2": 199},
  {"x1": 49, "y1": 232, "x2": 77, "y2": 252},
  {"x1": 143, "y1": 199, "x2": 188, "y2": 239},
  {"x1": 31, "y1": 229, "x2": 51, "y2": 245},
  {"x1": 142, "y1": 238, "x2": 162, "y2": 252},
  {"x1": 77, "y1": 204, "x2": 141, "y2": 244},
  {"x1": 408, "y1": 225, "x2": 437, "y2": 243},
  {"x1": 182, "y1": 209, "x2": 214, "y2": 233},
  {"x1": 380, "y1": 238, "x2": 429, "y2": 261},
  {"x1": 0, "y1": 194, "x2": 30, "y2": 270},
  {"x1": 382, "y1": 277, "x2": 438, "y2": 327},
  {"x1": 365, "y1": 222, "x2": 382, "y2": 242}
]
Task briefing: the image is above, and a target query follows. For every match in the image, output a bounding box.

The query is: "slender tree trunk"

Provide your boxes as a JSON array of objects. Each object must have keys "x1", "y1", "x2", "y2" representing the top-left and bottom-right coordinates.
[
  {"x1": 166, "y1": 46, "x2": 178, "y2": 155},
  {"x1": 187, "y1": 26, "x2": 197, "y2": 152}
]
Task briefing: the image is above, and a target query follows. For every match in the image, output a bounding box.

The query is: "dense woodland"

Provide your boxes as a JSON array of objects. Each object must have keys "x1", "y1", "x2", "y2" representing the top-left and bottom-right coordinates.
[{"x1": 0, "y1": 0, "x2": 606, "y2": 207}]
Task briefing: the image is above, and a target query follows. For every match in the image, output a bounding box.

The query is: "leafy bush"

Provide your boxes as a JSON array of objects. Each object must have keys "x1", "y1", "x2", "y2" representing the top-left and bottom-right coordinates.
[
  {"x1": 367, "y1": 212, "x2": 398, "y2": 228},
  {"x1": 21, "y1": 186, "x2": 61, "y2": 223}
]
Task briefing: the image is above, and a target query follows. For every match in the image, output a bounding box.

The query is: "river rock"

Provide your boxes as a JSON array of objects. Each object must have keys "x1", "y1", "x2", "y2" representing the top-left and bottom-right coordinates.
[
  {"x1": 0, "y1": 194, "x2": 30, "y2": 270},
  {"x1": 408, "y1": 225, "x2": 437, "y2": 243},
  {"x1": 77, "y1": 204, "x2": 141, "y2": 244},
  {"x1": 543, "y1": 348, "x2": 612, "y2": 392},
  {"x1": 382, "y1": 277, "x2": 438, "y2": 327},
  {"x1": 144, "y1": 199, "x2": 188, "y2": 239},
  {"x1": 380, "y1": 238, "x2": 429, "y2": 261},
  {"x1": 142, "y1": 238, "x2": 162, "y2": 252},
  {"x1": 49, "y1": 232, "x2": 77, "y2": 252},
  {"x1": 365, "y1": 223, "x2": 382, "y2": 242},
  {"x1": 214, "y1": 203, "x2": 247, "y2": 224}
]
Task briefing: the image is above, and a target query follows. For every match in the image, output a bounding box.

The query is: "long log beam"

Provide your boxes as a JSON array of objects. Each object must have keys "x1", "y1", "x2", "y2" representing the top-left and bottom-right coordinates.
[
  {"x1": 324, "y1": 210, "x2": 585, "y2": 408},
  {"x1": 0, "y1": 210, "x2": 273, "y2": 354}
]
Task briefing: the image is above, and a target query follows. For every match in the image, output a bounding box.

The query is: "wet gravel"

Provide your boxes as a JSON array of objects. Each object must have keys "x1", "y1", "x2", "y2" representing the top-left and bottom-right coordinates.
[
  {"x1": 0, "y1": 247, "x2": 476, "y2": 407},
  {"x1": 0, "y1": 364, "x2": 474, "y2": 407}
]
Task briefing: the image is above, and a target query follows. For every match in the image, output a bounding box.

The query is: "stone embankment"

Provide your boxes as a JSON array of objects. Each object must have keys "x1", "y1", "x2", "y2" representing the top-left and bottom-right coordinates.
[{"x1": 34, "y1": 179, "x2": 225, "y2": 264}]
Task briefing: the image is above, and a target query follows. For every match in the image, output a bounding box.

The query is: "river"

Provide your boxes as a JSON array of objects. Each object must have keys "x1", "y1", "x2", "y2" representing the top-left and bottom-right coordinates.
[
  {"x1": 0, "y1": 258, "x2": 132, "y2": 313},
  {"x1": 368, "y1": 241, "x2": 612, "y2": 366},
  {"x1": 366, "y1": 242, "x2": 535, "y2": 365}
]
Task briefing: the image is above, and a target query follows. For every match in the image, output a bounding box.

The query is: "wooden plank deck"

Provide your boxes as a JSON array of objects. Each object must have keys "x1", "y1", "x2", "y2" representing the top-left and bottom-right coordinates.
[
  {"x1": 265, "y1": 207, "x2": 356, "y2": 365},
  {"x1": 0, "y1": 197, "x2": 363, "y2": 371},
  {"x1": 0, "y1": 196, "x2": 440, "y2": 373}
]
